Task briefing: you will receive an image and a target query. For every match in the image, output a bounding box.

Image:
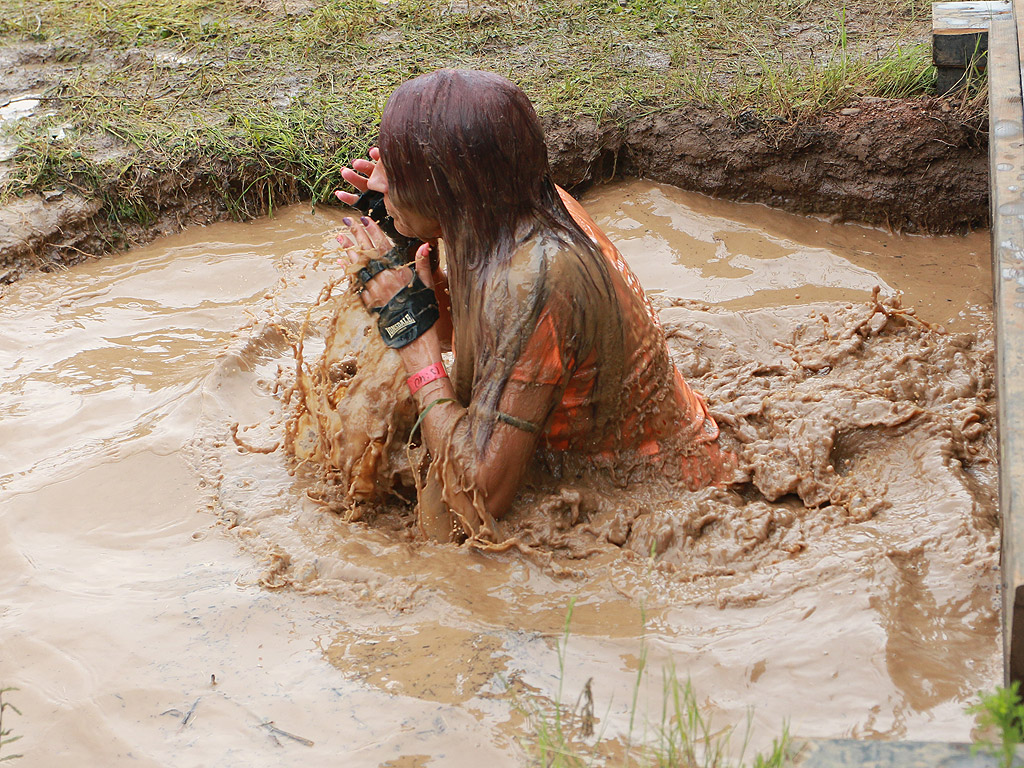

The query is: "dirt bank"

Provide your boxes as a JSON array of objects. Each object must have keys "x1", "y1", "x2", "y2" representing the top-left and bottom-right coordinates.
[
  {"x1": 0, "y1": 95, "x2": 988, "y2": 286},
  {"x1": 548, "y1": 98, "x2": 988, "y2": 233}
]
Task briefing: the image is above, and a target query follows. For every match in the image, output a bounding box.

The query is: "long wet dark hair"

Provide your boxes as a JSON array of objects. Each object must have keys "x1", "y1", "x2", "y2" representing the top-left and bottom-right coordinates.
[{"x1": 378, "y1": 69, "x2": 628, "y2": 452}]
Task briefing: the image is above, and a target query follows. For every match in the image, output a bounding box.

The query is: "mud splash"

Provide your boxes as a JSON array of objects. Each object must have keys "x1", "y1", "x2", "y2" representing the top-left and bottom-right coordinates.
[
  {"x1": 285, "y1": 279, "x2": 418, "y2": 508},
  {"x1": 0, "y1": 182, "x2": 999, "y2": 767}
]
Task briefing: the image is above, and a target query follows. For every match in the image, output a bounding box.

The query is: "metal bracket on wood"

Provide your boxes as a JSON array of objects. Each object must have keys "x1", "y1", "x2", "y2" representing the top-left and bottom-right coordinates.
[{"x1": 933, "y1": 1, "x2": 1011, "y2": 93}]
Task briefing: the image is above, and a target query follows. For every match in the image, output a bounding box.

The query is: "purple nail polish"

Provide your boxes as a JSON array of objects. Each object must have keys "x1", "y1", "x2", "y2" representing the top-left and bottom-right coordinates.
[
  {"x1": 342, "y1": 217, "x2": 353, "y2": 226},
  {"x1": 360, "y1": 216, "x2": 371, "y2": 226}
]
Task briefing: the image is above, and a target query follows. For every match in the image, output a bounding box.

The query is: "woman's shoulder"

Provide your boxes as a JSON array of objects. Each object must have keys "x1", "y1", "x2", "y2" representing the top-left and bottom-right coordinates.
[
  {"x1": 509, "y1": 229, "x2": 600, "y2": 286},
  {"x1": 486, "y1": 232, "x2": 565, "y2": 292},
  {"x1": 471, "y1": 233, "x2": 577, "y2": 335}
]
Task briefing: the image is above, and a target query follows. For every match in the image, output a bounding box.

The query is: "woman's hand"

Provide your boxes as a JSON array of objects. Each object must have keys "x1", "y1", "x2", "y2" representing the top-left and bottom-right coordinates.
[
  {"x1": 337, "y1": 217, "x2": 445, "y2": 378},
  {"x1": 334, "y1": 147, "x2": 380, "y2": 206},
  {"x1": 336, "y1": 216, "x2": 435, "y2": 310}
]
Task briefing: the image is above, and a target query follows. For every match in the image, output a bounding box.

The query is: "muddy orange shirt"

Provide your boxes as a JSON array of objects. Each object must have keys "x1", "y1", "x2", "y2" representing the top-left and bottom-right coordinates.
[{"x1": 507, "y1": 190, "x2": 724, "y2": 486}]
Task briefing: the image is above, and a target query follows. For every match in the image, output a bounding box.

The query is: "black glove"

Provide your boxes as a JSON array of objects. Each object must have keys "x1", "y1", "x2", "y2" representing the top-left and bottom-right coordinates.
[{"x1": 371, "y1": 272, "x2": 440, "y2": 349}]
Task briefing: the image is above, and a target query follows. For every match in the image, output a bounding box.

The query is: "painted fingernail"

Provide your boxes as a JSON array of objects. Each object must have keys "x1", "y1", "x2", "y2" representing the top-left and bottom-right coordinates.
[
  {"x1": 360, "y1": 216, "x2": 371, "y2": 225},
  {"x1": 342, "y1": 217, "x2": 353, "y2": 226}
]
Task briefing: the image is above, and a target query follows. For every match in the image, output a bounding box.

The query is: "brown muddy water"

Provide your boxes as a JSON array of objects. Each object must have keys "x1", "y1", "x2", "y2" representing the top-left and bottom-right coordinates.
[{"x1": 0, "y1": 180, "x2": 998, "y2": 766}]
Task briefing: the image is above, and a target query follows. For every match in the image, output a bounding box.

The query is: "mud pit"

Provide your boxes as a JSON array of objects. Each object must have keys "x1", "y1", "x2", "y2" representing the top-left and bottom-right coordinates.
[{"x1": 0, "y1": 181, "x2": 999, "y2": 765}]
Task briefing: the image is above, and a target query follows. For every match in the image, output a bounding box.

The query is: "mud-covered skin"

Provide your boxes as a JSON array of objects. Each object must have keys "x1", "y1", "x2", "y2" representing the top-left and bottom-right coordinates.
[{"x1": 447, "y1": 227, "x2": 704, "y2": 458}]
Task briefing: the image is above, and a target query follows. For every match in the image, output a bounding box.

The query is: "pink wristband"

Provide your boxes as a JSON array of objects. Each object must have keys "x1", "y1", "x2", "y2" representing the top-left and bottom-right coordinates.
[{"x1": 407, "y1": 361, "x2": 448, "y2": 394}]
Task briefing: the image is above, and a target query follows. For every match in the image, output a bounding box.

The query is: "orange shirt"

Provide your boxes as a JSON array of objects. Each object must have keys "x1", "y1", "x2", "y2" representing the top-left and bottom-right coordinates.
[{"x1": 507, "y1": 191, "x2": 728, "y2": 487}]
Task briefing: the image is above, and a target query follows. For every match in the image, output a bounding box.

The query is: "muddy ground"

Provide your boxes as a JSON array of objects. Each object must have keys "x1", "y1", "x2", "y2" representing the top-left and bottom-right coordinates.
[{"x1": 0, "y1": 28, "x2": 990, "y2": 288}]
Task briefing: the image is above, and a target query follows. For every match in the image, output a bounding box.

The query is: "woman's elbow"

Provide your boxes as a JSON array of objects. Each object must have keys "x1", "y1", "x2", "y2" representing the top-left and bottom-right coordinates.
[{"x1": 473, "y1": 463, "x2": 524, "y2": 521}]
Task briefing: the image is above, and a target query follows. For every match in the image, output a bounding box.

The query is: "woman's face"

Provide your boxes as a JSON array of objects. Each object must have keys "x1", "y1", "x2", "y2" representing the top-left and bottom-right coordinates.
[{"x1": 367, "y1": 158, "x2": 442, "y2": 241}]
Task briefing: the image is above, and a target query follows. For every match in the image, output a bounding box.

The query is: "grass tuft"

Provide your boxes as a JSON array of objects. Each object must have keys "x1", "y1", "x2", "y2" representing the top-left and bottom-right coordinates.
[
  {"x1": 0, "y1": 687, "x2": 22, "y2": 763},
  {"x1": 969, "y1": 683, "x2": 1024, "y2": 768},
  {"x1": 520, "y1": 602, "x2": 792, "y2": 767}
]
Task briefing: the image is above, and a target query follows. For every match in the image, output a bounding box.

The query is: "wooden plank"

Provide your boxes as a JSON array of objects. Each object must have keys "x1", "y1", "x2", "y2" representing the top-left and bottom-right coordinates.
[{"x1": 988, "y1": 8, "x2": 1024, "y2": 685}]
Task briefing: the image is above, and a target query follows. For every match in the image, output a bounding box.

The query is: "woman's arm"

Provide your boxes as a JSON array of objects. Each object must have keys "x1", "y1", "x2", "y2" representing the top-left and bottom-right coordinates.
[
  {"x1": 428, "y1": 265, "x2": 453, "y2": 355},
  {"x1": 340, "y1": 217, "x2": 556, "y2": 527},
  {"x1": 397, "y1": 331, "x2": 553, "y2": 522}
]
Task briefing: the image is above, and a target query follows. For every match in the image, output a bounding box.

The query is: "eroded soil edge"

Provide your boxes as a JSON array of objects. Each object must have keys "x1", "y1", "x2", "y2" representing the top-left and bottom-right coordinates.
[{"x1": 0, "y1": 96, "x2": 987, "y2": 285}]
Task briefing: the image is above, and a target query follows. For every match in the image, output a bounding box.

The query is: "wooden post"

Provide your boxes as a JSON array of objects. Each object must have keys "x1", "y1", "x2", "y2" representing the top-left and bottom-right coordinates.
[{"x1": 989, "y1": 3, "x2": 1024, "y2": 686}]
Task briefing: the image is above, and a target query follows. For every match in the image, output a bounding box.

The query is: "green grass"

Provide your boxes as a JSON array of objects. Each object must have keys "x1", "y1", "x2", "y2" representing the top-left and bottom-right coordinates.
[
  {"x1": 969, "y1": 683, "x2": 1024, "y2": 768},
  {"x1": 0, "y1": 687, "x2": 22, "y2": 763},
  {"x1": 0, "y1": 0, "x2": 944, "y2": 227},
  {"x1": 520, "y1": 602, "x2": 792, "y2": 767}
]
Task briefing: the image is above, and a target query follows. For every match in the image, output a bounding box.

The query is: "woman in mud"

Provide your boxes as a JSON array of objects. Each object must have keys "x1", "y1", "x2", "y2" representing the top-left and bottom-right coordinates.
[{"x1": 334, "y1": 69, "x2": 733, "y2": 542}]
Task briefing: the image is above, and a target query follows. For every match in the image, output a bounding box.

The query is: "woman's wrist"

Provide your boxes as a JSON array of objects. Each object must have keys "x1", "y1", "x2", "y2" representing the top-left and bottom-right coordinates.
[
  {"x1": 412, "y1": 376, "x2": 453, "y2": 408},
  {"x1": 407, "y1": 360, "x2": 447, "y2": 394},
  {"x1": 396, "y1": 327, "x2": 454, "y2": 409},
  {"x1": 398, "y1": 327, "x2": 443, "y2": 372}
]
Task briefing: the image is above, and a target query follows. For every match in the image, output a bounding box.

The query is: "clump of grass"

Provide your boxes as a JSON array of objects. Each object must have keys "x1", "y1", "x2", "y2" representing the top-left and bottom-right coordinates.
[
  {"x1": 0, "y1": 687, "x2": 22, "y2": 763},
  {"x1": 969, "y1": 683, "x2": 1024, "y2": 768},
  {"x1": 735, "y1": 40, "x2": 936, "y2": 120},
  {"x1": 0, "y1": 0, "x2": 233, "y2": 45},
  {"x1": 647, "y1": 675, "x2": 790, "y2": 768},
  {"x1": 520, "y1": 601, "x2": 792, "y2": 767},
  {"x1": 727, "y1": 2, "x2": 940, "y2": 120}
]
